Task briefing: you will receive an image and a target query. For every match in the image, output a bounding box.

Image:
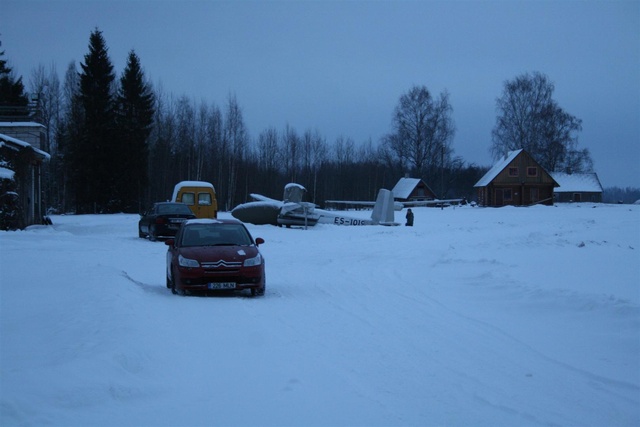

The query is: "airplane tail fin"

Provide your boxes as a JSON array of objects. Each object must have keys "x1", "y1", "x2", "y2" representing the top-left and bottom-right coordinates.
[{"x1": 371, "y1": 189, "x2": 399, "y2": 226}]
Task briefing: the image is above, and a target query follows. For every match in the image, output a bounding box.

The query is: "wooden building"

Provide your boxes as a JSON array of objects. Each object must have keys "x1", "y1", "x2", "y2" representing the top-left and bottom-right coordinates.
[
  {"x1": 474, "y1": 149, "x2": 558, "y2": 207},
  {"x1": 551, "y1": 172, "x2": 603, "y2": 203},
  {"x1": 0, "y1": 129, "x2": 50, "y2": 228},
  {"x1": 391, "y1": 177, "x2": 437, "y2": 202}
]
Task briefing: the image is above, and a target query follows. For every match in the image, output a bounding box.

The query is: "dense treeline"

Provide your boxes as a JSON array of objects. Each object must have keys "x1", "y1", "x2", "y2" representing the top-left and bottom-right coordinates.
[
  {"x1": 19, "y1": 29, "x2": 485, "y2": 213},
  {"x1": 5, "y1": 29, "x2": 614, "y2": 215},
  {"x1": 602, "y1": 187, "x2": 640, "y2": 204}
]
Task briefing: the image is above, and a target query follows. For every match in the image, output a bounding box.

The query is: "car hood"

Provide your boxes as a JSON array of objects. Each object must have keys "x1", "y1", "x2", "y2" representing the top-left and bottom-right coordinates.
[{"x1": 178, "y1": 245, "x2": 259, "y2": 262}]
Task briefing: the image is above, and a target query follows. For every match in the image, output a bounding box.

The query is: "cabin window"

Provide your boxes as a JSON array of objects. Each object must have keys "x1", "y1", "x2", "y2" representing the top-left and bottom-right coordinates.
[
  {"x1": 181, "y1": 192, "x2": 195, "y2": 206},
  {"x1": 198, "y1": 192, "x2": 212, "y2": 206},
  {"x1": 527, "y1": 167, "x2": 538, "y2": 177},
  {"x1": 503, "y1": 189, "x2": 513, "y2": 201},
  {"x1": 509, "y1": 167, "x2": 519, "y2": 177}
]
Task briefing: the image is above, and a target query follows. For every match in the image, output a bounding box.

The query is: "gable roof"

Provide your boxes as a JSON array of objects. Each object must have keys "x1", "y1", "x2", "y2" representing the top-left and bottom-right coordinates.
[
  {"x1": 391, "y1": 177, "x2": 422, "y2": 199},
  {"x1": 551, "y1": 172, "x2": 603, "y2": 193},
  {"x1": 474, "y1": 149, "x2": 523, "y2": 187}
]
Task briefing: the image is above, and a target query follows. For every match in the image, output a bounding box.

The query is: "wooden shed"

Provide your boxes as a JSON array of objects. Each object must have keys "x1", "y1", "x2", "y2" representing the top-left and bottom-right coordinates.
[
  {"x1": 391, "y1": 177, "x2": 437, "y2": 202},
  {"x1": 474, "y1": 149, "x2": 558, "y2": 207},
  {"x1": 0, "y1": 131, "x2": 50, "y2": 228},
  {"x1": 551, "y1": 172, "x2": 603, "y2": 203}
]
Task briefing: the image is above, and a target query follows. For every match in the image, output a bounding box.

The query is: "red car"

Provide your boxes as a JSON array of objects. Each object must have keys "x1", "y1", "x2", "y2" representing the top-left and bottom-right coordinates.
[{"x1": 165, "y1": 219, "x2": 266, "y2": 296}]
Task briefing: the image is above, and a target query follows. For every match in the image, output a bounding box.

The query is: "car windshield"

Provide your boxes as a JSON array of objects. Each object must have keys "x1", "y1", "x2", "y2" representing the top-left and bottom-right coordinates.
[
  {"x1": 157, "y1": 204, "x2": 193, "y2": 215},
  {"x1": 180, "y1": 223, "x2": 252, "y2": 247}
]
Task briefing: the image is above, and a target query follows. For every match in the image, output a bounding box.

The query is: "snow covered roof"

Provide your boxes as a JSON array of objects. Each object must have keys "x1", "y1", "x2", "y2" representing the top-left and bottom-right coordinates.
[
  {"x1": 0, "y1": 122, "x2": 46, "y2": 129},
  {"x1": 474, "y1": 149, "x2": 523, "y2": 187},
  {"x1": 392, "y1": 177, "x2": 422, "y2": 199},
  {"x1": 0, "y1": 132, "x2": 50, "y2": 159},
  {"x1": 551, "y1": 172, "x2": 603, "y2": 193},
  {"x1": 171, "y1": 181, "x2": 216, "y2": 201}
]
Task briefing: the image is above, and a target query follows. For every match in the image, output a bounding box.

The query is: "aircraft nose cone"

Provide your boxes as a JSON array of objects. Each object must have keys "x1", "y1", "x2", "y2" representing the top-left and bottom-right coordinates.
[{"x1": 231, "y1": 202, "x2": 280, "y2": 226}]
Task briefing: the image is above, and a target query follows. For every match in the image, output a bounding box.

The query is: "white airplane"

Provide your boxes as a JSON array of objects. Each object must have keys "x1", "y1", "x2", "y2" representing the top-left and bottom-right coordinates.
[{"x1": 231, "y1": 183, "x2": 399, "y2": 227}]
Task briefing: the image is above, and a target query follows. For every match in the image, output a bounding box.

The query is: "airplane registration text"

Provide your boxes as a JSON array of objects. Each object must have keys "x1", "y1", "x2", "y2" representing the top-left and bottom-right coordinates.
[{"x1": 333, "y1": 217, "x2": 368, "y2": 226}]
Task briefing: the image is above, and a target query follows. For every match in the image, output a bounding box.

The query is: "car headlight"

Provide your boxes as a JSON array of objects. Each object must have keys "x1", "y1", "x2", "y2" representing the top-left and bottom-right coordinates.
[
  {"x1": 244, "y1": 253, "x2": 262, "y2": 267},
  {"x1": 178, "y1": 254, "x2": 199, "y2": 268}
]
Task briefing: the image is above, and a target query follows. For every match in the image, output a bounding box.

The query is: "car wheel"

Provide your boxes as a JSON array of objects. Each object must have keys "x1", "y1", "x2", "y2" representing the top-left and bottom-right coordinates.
[
  {"x1": 138, "y1": 226, "x2": 145, "y2": 238},
  {"x1": 149, "y1": 225, "x2": 157, "y2": 242},
  {"x1": 170, "y1": 274, "x2": 177, "y2": 295},
  {"x1": 251, "y1": 283, "x2": 265, "y2": 297},
  {"x1": 169, "y1": 267, "x2": 181, "y2": 295}
]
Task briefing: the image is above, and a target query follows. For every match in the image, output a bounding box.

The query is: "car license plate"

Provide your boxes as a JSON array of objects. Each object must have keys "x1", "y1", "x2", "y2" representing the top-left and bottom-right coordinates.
[{"x1": 208, "y1": 282, "x2": 236, "y2": 290}]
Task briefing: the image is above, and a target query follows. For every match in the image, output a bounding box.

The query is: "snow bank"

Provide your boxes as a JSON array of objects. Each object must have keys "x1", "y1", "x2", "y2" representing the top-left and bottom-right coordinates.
[{"x1": 1, "y1": 204, "x2": 638, "y2": 426}]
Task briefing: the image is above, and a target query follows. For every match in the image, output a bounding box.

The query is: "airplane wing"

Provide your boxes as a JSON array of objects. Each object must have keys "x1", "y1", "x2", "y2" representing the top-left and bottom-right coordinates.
[
  {"x1": 402, "y1": 198, "x2": 466, "y2": 207},
  {"x1": 325, "y1": 199, "x2": 404, "y2": 211}
]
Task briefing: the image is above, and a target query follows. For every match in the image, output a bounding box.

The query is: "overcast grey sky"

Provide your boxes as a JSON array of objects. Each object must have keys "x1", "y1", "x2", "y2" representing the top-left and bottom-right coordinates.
[{"x1": 2, "y1": 0, "x2": 639, "y2": 187}]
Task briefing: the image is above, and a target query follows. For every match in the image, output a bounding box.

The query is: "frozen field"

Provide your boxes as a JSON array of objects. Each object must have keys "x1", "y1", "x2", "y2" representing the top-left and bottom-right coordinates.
[{"x1": 1, "y1": 203, "x2": 639, "y2": 426}]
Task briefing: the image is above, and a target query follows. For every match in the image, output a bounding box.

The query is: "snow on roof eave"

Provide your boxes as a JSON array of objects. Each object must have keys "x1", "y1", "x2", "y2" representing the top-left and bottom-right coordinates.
[
  {"x1": 0, "y1": 122, "x2": 46, "y2": 128},
  {"x1": 0, "y1": 133, "x2": 50, "y2": 160},
  {"x1": 474, "y1": 149, "x2": 523, "y2": 187}
]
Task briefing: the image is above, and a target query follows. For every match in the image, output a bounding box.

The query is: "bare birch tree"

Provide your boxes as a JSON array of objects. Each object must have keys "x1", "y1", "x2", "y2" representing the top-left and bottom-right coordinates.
[{"x1": 491, "y1": 72, "x2": 590, "y2": 173}]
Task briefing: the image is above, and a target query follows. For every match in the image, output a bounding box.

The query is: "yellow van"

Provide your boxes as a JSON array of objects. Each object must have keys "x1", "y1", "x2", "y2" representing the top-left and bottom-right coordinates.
[{"x1": 171, "y1": 181, "x2": 218, "y2": 219}]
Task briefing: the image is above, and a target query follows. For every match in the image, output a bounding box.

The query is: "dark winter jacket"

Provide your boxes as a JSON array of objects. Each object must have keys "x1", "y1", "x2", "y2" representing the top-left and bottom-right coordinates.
[{"x1": 405, "y1": 209, "x2": 414, "y2": 227}]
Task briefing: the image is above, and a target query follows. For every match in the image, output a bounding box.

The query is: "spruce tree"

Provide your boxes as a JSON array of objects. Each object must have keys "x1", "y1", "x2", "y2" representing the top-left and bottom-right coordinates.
[
  {"x1": 0, "y1": 40, "x2": 27, "y2": 228},
  {"x1": 72, "y1": 29, "x2": 117, "y2": 213},
  {"x1": 116, "y1": 50, "x2": 154, "y2": 212},
  {"x1": 0, "y1": 39, "x2": 29, "y2": 119}
]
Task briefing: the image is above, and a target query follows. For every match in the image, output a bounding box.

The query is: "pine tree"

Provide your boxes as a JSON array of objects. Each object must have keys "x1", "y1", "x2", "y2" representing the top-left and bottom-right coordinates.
[
  {"x1": 72, "y1": 29, "x2": 117, "y2": 213},
  {"x1": 0, "y1": 40, "x2": 27, "y2": 228},
  {"x1": 0, "y1": 39, "x2": 29, "y2": 119},
  {"x1": 115, "y1": 50, "x2": 155, "y2": 212}
]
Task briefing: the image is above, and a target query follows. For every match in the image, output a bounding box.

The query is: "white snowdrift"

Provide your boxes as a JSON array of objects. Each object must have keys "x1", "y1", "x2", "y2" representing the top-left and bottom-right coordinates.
[{"x1": 1, "y1": 204, "x2": 638, "y2": 426}]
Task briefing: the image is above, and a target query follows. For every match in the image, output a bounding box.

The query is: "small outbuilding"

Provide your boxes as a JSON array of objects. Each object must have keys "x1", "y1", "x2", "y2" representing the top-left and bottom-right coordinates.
[
  {"x1": 474, "y1": 149, "x2": 558, "y2": 207},
  {"x1": 551, "y1": 172, "x2": 603, "y2": 203},
  {"x1": 0, "y1": 131, "x2": 50, "y2": 228},
  {"x1": 391, "y1": 177, "x2": 437, "y2": 203}
]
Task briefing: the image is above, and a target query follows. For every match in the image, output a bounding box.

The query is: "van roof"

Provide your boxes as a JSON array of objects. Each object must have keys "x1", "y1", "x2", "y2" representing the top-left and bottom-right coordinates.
[{"x1": 171, "y1": 181, "x2": 216, "y2": 201}]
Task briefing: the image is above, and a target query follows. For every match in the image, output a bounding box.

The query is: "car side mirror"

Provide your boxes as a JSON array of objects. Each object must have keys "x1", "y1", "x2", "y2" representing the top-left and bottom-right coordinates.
[
  {"x1": 165, "y1": 239, "x2": 175, "y2": 246},
  {"x1": 255, "y1": 237, "x2": 265, "y2": 246}
]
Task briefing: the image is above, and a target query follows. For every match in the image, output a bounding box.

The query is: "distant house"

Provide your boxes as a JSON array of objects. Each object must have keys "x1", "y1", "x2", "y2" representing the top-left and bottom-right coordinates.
[
  {"x1": 474, "y1": 149, "x2": 558, "y2": 207},
  {"x1": 0, "y1": 129, "x2": 50, "y2": 228},
  {"x1": 391, "y1": 177, "x2": 437, "y2": 202},
  {"x1": 551, "y1": 172, "x2": 603, "y2": 203}
]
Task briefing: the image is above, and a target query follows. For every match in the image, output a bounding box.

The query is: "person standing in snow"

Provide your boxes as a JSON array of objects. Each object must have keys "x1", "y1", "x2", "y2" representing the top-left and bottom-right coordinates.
[{"x1": 405, "y1": 208, "x2": 414, "y2": 226}]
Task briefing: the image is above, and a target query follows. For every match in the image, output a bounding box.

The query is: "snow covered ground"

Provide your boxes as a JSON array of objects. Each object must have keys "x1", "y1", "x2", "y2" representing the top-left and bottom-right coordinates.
[{"x1": 1, "y1": 203, "x2": 639, "y2": 426}]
